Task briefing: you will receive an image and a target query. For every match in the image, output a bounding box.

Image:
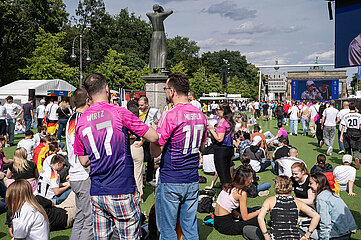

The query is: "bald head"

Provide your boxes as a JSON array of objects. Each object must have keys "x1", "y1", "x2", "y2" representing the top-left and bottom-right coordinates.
[
  {"x1": 289, "y1": 147, "x2": 298, "y2": 157},
  {"x1": 343, "y1": 101, "x2": 349, "y2": 109}
]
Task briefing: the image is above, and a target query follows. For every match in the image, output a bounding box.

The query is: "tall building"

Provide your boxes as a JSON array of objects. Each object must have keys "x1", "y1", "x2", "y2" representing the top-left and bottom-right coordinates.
[{"x1": 265, "y1": 72, "x2": 287, "y2": 101}]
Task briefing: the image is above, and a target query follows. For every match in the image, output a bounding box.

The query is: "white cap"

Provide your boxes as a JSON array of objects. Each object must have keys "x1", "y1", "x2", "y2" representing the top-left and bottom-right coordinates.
[
  {"x1": 40, "y1": 99, "x2": 45, "y2": 103},
  {"x1": 306, "y1": 80, "x2": 315, "y2": 86},
  {"x1": 342, "y1": 154, "x2": 353, "y2": 164},
  {"x1": 252, "y1": 135, "x2": 262, "y2": 146}
]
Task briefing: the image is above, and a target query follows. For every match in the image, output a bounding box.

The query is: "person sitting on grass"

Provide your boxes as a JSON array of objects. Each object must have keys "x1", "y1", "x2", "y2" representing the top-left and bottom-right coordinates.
[
  {"x1": 264, "y1": 122, "x2": 288, "y2": 146},
  {"x1": 309, "y1": 173, "x2": 357, "y2": 239},
  {"x1": 14, "y1": 118, "x2": 25, "y2": 134},
  {"x1": 237, "y1": 132, "x2": 252, "y2": 155},
  {"x1": 333, "y1": 154, "x2": 357, "y2": 196},
  {"x1": 214, "y1": 166, "x2": 263, "y2": 239},
  {"x1": 34, "y1": 125, "x2": 47, "y2": 147},
  {"x1": 6, "y1": 179, "x2": 50, "y2": 240},
  {"x1": 310, "y1": 154, "x2": 333, "y2": 175},
  {"x1": 276, "y1": 147, "x2": 306, "y2": 177},
  {"x1": 17, "y1": 130, "x2": 36, "y2": 161},
  {"x1": 5, "y1": 147, "x2": 39, "y2": 192},
  {"x1": 244, "y1": 136, "x2": 271, "y2": 173},
  {"x1": 258, "y1": 175, "x2": 320, "y2": 240},
  {"x1": 239, "y1": 153, "x2": 271, "y2": 197},
  {"x1": 291, "y1": 162, "x2": 315, "y2": 205}
]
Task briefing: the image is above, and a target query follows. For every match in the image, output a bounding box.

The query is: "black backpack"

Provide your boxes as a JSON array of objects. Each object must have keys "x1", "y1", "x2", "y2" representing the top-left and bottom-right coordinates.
[{"x1": 197, "y1": 197, "x2": 214, "y2": 213}]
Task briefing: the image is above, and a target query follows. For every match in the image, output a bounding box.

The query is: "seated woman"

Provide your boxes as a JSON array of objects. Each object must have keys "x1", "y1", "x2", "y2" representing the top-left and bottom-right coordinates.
[
  {"x1": 258, "y1": 175, "x2": 320, "y2": 240},
  {"x1": 291, "y1": 162, "x2": 315, "y2": 205},
  {"x1": 310, "y1": 154, "x2": 333, "y2": 175},
  {"x1": 14, "y1": 118, "x2": 25, "y2": 134},
  {"x1": 5, "y1": 147, "x2": 38, "y2": 192},
  {"x1": 214, "y1": 166, "x2": 263, "y2": 239},
  {"x1": 309, "y1": 173, "x2": 357, "y2": 239},
  {"x1": 6, "y1": 179, "x2": 49, "y2": 239}
]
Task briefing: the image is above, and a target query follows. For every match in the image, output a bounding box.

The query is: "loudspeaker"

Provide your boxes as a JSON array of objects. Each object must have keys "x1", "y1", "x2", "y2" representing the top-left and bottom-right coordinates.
[{"x1": 28, "y1": 89, "x2": 35, "y2": 101}]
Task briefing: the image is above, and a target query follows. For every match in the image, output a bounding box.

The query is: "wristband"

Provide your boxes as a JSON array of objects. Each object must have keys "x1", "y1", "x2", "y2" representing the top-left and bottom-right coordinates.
[
  {"x1": 263, "y1": 231, "x2": 268, "y2": 235},
  {"x1": 306, "y1": 229, "x2": 313, "y2": 234}
]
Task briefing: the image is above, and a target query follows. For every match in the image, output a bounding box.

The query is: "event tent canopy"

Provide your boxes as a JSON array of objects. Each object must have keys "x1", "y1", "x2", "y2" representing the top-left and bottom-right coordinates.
[{"x1": 0, "y1": 79, "x2": 76, "y2": 104}]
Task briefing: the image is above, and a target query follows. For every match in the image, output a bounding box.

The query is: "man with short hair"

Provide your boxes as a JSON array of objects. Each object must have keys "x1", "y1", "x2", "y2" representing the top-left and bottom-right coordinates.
[
  {"x1": 271, "y1": 138, "x2": 291, "y2": 175},
  {"x1": 276, "y1": 147, "x2": 306, "y2": 177},
  {"x1": 66, "y1": 87, "x2": 93, "y2": 240},
  {"x1": 321, "y1": 100, "x2": 339, "y2": 155},
  {"x1": 337, "y1": 101, "x2": 350, "y2": 154},
  {"x1": 4, "y1": 96, "x2": 23, "y2": 146},
  {"x1": 0, "y1": 102, "x2": 7, "y2": 145},
  {"x1": 37, "y1": 154, "x2": 71, "y2": 205},
  {"x1": 340, "y1": 102, "x2": 361, "y2": 169},
  {"x1": 23, "y1": 98, "x2": 34, "y2": 131},
  {"x1": 309, "y1": 100, "x2": 319, "y2": 137},
  {"x1": 288, "y1": 101, "x2": 299, "y2": 136},
  {"x1": 75, "y1": 73, "x2": 159, "y2": 239},
  {"x1": 138, "y1": 96, "x2": 161, "y2": 186},
  {"x1": 188, "y1": 90, "x2": 202, "y2": 110},
  {"x1": 17, "y1": 130, "x2": 36, "y2": 161},
  {"x1": 151, "y1": 73, "x2": 207, "y2": 240},
  {"x1": 244, "y1": 135, "x2": 271, "y2": 173}
]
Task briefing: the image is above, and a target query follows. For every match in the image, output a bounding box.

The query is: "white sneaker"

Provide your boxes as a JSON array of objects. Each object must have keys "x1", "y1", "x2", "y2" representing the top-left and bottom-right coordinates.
[
  {"x1": 338, "y1": 150, "x2": 345, "y2": 154},
  {"x1": 327, "y1": 146, "x2": 333, "y2": 155},
  {"x1": 258, "y1": 190, "x2": 270, "y2": 197}
]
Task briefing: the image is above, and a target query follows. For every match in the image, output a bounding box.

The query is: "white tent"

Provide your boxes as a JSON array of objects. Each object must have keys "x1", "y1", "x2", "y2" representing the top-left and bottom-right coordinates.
[{"x1": 0, "y1": 79, "x2": 76, "y2": 104}]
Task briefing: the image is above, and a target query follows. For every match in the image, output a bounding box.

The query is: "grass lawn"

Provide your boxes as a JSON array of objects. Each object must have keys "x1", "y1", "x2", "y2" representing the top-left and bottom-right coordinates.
[{"x1": 0, "y1": 118, "x2": 360, "y2": 239}]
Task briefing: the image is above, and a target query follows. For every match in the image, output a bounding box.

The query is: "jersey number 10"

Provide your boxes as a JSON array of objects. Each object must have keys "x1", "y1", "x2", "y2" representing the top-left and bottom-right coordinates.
[{"x1": 183, "y1": 124, "x2": 204, "y2": 154}]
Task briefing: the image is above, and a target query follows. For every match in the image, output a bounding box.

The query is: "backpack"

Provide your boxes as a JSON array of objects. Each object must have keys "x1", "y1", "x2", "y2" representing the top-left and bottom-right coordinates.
[
  {"x1": 203, "y1": 214, "x2": 215, "y2": 227},
  {"x1": 197, "y1": 197, "x2": 214, "y2": 213}
]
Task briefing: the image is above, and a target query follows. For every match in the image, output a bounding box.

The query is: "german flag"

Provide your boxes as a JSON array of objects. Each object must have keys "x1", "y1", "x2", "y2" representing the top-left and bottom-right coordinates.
[{"x1": 46, "y1": 119, "x2": 58, "y2": 135}]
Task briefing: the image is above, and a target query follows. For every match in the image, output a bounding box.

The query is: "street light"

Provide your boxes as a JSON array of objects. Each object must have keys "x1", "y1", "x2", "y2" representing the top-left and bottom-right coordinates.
[{"x1": 71, "y1": 35, "x2": 91, "y2": 87}]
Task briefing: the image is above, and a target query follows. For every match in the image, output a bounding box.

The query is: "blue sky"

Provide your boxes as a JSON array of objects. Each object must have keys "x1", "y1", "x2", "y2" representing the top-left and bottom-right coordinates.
[{"x1": 63, "y1": 0, "x2": 358, "y2": 82}]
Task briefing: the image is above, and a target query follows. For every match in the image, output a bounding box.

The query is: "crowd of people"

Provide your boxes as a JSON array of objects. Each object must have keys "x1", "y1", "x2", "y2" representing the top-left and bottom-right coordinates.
[{"x1": 0, "y1": 74, "x2": 359, "y2": 240}]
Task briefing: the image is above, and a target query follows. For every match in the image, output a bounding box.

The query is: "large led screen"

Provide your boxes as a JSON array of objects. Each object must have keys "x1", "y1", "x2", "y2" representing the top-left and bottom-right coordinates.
[{"x1": 291, "y1": 79, "x2": 339, "y2": 100}]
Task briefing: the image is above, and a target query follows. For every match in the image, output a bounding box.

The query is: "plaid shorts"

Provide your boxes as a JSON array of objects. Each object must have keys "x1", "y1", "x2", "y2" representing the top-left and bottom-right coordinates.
[{"x1": 91, "y1": 192, "x2": 141, "y2": 240}]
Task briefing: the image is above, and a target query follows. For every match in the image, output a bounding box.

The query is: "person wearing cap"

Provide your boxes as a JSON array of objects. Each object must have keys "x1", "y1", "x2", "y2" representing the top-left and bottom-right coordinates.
[
  {"x1": 333, "y1": 154, "x2": 356, "y2": 196},
  {"x1": 36, "y1": 99, "x2": 46, "y2": 128},
  {"x1": 23, "y1": 98, "x2": 34, "y2": 132},
  {"x1": 4, "y1": 96, "x2": 23, "y2": 146},
  {"x1": 301, "y1": 80, "x2": 322, "y2": 100},
  {"x1": 244, "y1": 135, "x2": 271, "y2": 173}
]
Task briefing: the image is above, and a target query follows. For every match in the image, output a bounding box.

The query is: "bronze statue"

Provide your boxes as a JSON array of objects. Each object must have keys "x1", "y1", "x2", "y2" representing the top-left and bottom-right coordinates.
[{"x1": 147, "y1": 4, "x2": 173, "y2": 70}]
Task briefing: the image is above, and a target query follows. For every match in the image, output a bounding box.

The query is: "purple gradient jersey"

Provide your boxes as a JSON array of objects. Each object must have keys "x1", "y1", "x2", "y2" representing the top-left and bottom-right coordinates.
[
  {"x1": 216, "y1": 118, "x2": 233, "y2": 147},
  {"x1": 74, "y1": 102, "x2": 149, "y2": 196},
  {"x1": 157, "y1": 103, "x2": 207, "y2": 183}
]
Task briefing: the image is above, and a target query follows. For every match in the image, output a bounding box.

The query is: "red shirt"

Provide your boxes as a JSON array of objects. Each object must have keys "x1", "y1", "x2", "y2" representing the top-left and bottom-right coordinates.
[{"x1": 284, "y1": 103, "x2": 291, "y2": 114}]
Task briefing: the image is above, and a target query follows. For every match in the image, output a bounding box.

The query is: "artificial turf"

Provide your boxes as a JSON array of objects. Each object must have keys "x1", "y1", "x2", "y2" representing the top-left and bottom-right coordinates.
[{"x1": 0, "y1": 117, "x2": 360, "y2": 239}]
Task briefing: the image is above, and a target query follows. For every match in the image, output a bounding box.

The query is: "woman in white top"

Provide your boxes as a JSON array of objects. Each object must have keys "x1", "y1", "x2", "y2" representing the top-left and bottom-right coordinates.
[
  {"x1": 6, "y1": 179, "x2": 49, "y2": 240},
  {"x1": 214, "y1": 166, "x2": 262, "y2": 238}
]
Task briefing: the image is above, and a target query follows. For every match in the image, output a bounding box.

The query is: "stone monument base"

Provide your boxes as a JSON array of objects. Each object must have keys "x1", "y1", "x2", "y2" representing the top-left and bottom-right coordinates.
[{"x1": 141, "y1": 73, "x2": 168, "y2": 110}]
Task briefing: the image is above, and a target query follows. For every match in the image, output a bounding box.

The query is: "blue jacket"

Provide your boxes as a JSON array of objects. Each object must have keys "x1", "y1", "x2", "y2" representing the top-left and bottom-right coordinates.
[{"x1": 316, "y1": 190, "x2": 357, "y2": 239}]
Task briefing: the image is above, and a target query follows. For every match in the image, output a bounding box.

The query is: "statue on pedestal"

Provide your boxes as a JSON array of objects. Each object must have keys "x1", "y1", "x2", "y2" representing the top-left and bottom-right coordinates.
[{"x1": 146, "y1": 4, "x2": 173, "y2": 70}]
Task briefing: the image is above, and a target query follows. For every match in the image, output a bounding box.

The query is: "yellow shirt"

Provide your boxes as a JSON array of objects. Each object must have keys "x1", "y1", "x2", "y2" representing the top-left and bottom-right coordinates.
[{"x1": 139, "y1": 110, "x2": 148, "y2": 122}]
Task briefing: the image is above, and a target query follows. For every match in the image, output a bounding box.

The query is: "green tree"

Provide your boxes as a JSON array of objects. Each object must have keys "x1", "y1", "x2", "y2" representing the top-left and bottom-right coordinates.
[
  {"x1": 170, "y1": 61, "x2": 188, "y2": 75},
  {"x1": 0, "y1": 0, "x2": 69, "y2": 85},
  {"x1": 189, "y1": 66, "x2": 223, "y2": 98},
  {"x1": 19, "y1": 28, "x2": 79, "y2": 86},
  {"x1": 95, "y1": 49, "x2": 147, "y2": 90}
]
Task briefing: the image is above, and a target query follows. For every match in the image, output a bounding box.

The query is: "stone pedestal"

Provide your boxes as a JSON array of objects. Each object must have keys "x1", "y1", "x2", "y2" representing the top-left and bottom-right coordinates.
[{"x1": 141, "y1": 73, "x2": 168, "y2": 110}]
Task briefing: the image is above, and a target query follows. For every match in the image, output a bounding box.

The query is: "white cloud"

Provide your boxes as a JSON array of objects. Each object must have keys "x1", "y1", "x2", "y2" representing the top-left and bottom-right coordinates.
[
  {"x1": 197, "y1": 38, "x2": 254, "y2": 48},
  {"x1": 203, "y1": 1, "x2": 256, "y2": 21},
  {"x1": 242, "y1": 50, "x2": 276, "y2": 58},
  {"x1": 306, "y1": 50, "x2": 334, "y2": 61},
  {"x1": 229, "y1": 22, "x2": 276, "y2": 34}
]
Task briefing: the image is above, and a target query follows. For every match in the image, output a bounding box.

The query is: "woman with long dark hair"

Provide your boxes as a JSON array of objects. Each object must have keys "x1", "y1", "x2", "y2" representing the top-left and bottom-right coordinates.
[
  {"x1": 208, "y1": 102, "x2": 236, "y2": 185},
  {"x1": 309, "y1": 173, "x2": 357, "y2": 239},
  {"x1": 214, "y1": 166, "x2": 262, "y2": 239}
]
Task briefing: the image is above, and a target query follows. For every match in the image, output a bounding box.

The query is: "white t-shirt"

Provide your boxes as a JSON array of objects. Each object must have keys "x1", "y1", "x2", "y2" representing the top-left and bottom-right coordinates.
[
  {"x1": 211, "y1": 103, "x2": 218, "y2": 110},
  {"x1": 341, "y1": 112, "x2": 361, "y2": 130},
  {"x1": 309, "y1": 104, "x2": 319, "y2": 119},
  {"x1": 333, "y1": 165, "x2": 356, "y2": 191},
  {"x1": 0, "y1": 105, "x2": 7, "y2": 120},
  {"x1": 33, "y1": 133, "x2": 45, "y2": 147},
  {"x1": 337, "y1": 108, "x2": 350, "y2": 131},
  {"x1": 36, "y1": 105, "x2": 46, "y2": 119},
  {"x1": 12, "y1": 202, "x2": 49, "y2": 240},
  {"x1": 254, "y1": 102, "x2": 260, "y2": 110},
  {"x1": 36, "y1": 155, "x2": 60, "y2": 202},
  {"x1": 45, "y1": 103, "x2": 59, "y2": 121},
  {"x1": 277, "y1": 157, "x2": 306, "y2": 177},
  {"x1": 66, "y1": 112, "x2": 89, "y2": 181},
  {"x1": 17, "y1": 139, "x2": 36, "y2": 161},
  {"x1": 322, "y1": 106, "x2": 339, "y2": 127},
  {"x1": 190, "y1": 100, "x2": 202, "y2": 110},
  {"x1": 289, "y1": 106, "x2": 299, "y2": 121},
  {"x1": 4, "y1": 102, "x2": 21, "y2": 119}
]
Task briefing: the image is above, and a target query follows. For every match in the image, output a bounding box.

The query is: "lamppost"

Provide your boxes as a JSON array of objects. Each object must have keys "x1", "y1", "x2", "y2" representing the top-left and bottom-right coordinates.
[{"x1": 70, "y1": 35, "x2": 91, "y2": 87}]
